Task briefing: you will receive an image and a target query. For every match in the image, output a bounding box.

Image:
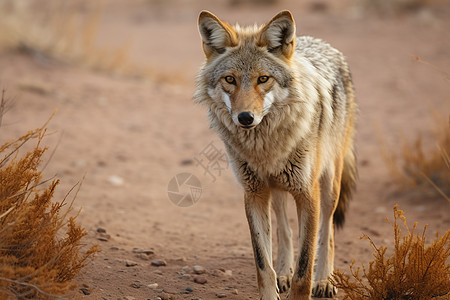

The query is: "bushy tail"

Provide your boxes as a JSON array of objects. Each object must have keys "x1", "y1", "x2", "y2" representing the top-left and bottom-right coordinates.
[{"x1": 333, "y1": 148, "x2": 357, "y2": 229}]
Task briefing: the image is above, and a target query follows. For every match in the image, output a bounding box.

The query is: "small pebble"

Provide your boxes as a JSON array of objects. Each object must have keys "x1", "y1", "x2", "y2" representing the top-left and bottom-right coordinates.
[
  {"x1": 163, "y1": 287, "x2": 177, "y2": 294},
  {"x1": 80, "y1": 288, "x2": 90, "y2": 295},
  {"x1": 153, "y1": 270, "x2": 163, "y2": 275},
  {"x1": 148, "y1": 283, "x2": 158, "y2": 289},
  {"x1": 108, "y1": 175, "x2": 124, "y2": 186},
  {"x1": 136, "y1": 253, "x2": 151, "y2": 261},
  {"x1": 97, "y1": 233, "x2": 111, "y2": 242},
  {"x1": 193, "y1": 265, "x2": 206, "y2": 274},
  {"x1": 151, "y1": 259, "x2": 167, "y2": 267},
  {"x1": 132, "y1": 248, "x2": 154, "y2": 255},
  {"x1": 125, "y1": 260, "x2": 138, "y2": 267},
  {"x1": 193, "y1": 276, "x2": 207, "y2": 284},
  {"x1": 181, "y1": 266, "x2": 192, "y2": 273},
  {"x1": 186, "y1": 287, "x2": 193, "y2": 292},
  {"x1": 123, "y1": 297, "x2": 135, "y2": 300},
  {"x1": 130, "y1": 283, "x2": 141, "y2": 289},
  {"x1": 216, "y1": 293, "x2": 227, "y2": 298},
  {"x1": 97, "y1": 227, "x2": 106, "y2": 233}
]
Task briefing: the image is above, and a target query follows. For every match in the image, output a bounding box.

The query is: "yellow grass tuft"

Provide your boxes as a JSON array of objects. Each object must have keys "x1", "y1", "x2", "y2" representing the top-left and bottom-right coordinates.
[
  {"x1": 381, "y1": 113, "x2": 450, "y2": 201},
  {"x1": 0, "y1": 95, "x2": 98, "y2": 298},
  {"x1": 331, "y1": 205, "x2": 450, "y2": 299}
]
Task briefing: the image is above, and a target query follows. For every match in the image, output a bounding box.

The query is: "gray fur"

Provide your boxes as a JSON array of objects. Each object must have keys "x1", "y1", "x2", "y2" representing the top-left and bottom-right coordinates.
[{"x1": 194, "y1": 10, "x2": 357, "y2": 299}]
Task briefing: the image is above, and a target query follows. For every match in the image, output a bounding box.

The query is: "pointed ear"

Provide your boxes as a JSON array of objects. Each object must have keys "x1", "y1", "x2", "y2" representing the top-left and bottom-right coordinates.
[
  {"x1": 258, "y1": 10, "x2": 296, "y2": 59},
  {"x1": 198, "y1": 11, "x2": 238, "y2": 58}
]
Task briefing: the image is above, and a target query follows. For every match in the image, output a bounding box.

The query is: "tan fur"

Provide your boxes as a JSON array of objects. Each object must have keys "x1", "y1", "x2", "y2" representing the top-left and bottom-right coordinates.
[
  {"x1": 257, "y1": 11, "x2": 296, "y2": 60},
  {"x1": 198, "y1": 11, "x2": 238, "y2": 59},
  {"x1": 272, "y1": 189, "x2": 293, "y2": 293},
  {"x1": 220, "y1": 74, "x2": 273, "y2": 119},
  {"x1": 195, "y1": 10, "x2": 357, "y2": 300}
]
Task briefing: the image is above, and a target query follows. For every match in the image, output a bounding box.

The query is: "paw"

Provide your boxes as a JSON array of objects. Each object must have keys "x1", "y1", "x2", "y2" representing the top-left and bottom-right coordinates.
[
  {"x1": 311, "y1": 280, "x2": 337, "y2": 298},
  {"x1": 277, "y1": 274, "x2": 292, "y2": 293}
]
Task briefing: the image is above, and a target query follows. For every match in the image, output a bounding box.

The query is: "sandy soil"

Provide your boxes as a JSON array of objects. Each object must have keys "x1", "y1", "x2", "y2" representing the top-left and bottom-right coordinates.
[{"x1": 1, "y1": 1, "x2": 449, "y2": 299}]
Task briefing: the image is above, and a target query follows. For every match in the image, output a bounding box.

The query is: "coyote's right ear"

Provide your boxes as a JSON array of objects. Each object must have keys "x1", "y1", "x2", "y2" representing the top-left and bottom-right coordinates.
[{"x1": 198, "y1": 11, "x2": 237, "y2": 58}]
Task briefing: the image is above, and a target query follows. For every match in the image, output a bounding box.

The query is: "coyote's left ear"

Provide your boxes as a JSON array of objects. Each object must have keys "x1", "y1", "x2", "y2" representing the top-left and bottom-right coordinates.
[
  {"x1": 258, "y1": 10, "x2": 296, "y2": 59},
  {"x1": 198, "y1": 11, "x2": 238, "y2": 59}
]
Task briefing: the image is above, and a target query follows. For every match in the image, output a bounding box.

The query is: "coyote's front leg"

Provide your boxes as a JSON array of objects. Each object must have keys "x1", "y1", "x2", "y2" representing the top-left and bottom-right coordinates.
[
  {"x1": 272, "y1": 189, "x2": 294, "y2": 293},
  {"x1": 245, "y1": 188, "x2": 280, "y2": 300},
  {"x1": 289, "y1": 182, "x2": 320, "y2": 300}
]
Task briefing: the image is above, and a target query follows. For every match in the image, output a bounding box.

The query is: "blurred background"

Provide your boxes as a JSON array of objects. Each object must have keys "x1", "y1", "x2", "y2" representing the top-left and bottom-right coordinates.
[{"x1": 0, "y1": 0, "x2": 449, "y2": 299}]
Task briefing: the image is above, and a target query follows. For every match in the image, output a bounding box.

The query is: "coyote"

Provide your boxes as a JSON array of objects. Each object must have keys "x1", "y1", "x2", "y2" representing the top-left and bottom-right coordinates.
[{"x1": 194, "y1": 10, "x2": 356, "y2": 299}]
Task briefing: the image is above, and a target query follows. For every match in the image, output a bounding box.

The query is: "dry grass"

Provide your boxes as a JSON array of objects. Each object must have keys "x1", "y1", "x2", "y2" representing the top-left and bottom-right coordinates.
[
  {"x1": 0, "y1": 0, "x2": 144, "y2": 78},
  {"x1": 0, "y1": 94, "x2": 98, "y2": 298},
  {"x1": 331, "y1": 205, "x2": 450, "y2": 299},
  {"x1": 381, "y1": 113, "x2": 449, "y2": 201}
]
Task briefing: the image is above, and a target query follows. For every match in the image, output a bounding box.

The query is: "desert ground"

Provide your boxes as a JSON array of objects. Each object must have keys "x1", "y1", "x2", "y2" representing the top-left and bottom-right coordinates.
[{"x1": 0, "y1": 0, "x2": 449, "y2": 299}]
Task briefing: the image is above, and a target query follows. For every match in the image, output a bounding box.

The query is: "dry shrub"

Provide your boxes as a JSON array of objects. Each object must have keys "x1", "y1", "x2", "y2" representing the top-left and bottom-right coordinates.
[
  {"x1": 0, "y1": 0, "x2": 142, "y2": 77},
  {"x1": 331, "y1": 205, "x2": 450, "y2": 299},
  {"x1": 381, "y1": 113, "x2": 450, "y2": 201},
  {"x1": 0, "y1": 110, "x2": 98, "y2": 298}
]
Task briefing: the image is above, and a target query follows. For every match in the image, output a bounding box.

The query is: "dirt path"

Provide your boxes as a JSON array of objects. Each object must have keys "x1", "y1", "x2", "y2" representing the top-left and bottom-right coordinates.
[{"x1": 1, "y1": 1, "x2": 449, "y2": 299}]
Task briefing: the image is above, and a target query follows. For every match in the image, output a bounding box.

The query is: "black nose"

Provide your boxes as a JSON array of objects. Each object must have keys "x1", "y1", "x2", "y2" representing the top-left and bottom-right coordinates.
[{"x1": 238, "y1": 112, "x2": 254, "y2": 126}]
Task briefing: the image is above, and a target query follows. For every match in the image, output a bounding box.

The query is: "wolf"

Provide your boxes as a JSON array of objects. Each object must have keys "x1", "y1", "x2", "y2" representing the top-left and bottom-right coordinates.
[{"x1": 194, "y1": 10, "x2": 356, "y2": 300}]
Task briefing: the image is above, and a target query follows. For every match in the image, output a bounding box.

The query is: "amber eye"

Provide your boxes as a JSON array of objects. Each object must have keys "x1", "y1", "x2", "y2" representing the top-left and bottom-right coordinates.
[
  {"x1": 224, "y1": 76, "x2": 236, "y2": 85},
  {"x1": 258, "y1": 76, "x2": 269, "y2": 84}
]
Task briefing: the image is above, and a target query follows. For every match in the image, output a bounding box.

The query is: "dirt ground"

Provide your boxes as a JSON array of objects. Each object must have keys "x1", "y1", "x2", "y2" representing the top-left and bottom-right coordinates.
[{"x1": 1, "y1": 0, "x2": 449, "y2": 299}]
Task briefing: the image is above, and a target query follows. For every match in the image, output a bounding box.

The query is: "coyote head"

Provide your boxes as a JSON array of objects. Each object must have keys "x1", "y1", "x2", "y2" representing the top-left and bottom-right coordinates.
[{"x1": 197, "y1": 11, "x2": 296, "y2": 129}]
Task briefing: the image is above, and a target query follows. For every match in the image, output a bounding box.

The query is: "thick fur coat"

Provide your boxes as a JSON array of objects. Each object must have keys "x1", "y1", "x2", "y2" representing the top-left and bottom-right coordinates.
[{"x1": 194, "y1": 10, "x2": 356, "y2": 300}]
